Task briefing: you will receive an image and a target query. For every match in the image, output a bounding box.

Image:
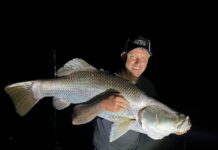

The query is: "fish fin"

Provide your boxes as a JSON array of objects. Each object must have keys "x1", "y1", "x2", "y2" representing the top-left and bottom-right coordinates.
[
  {"x1": 4, "y1": 81, "x2": 43, "y2": 116},
  {"x1": 57, "y1": 58, "x2": 97, "y2": 77},
  {"x1": 130, "y1": 121, "x2": 147, "y2": 134},
  {"x1": 53, "y1": 97, "x2": 71, "y2": 110},
  {"x1": 72, "y1": 103, "x2": 102, "y2": 125},
  {"x1": 110, "y1": 118, "x2": 135, "y2": 142}
]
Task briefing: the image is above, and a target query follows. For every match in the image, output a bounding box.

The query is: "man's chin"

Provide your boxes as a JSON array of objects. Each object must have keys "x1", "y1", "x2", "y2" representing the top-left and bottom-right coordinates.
[{"x1": 132, "y1": 73, "x2": 141, "y2": 78}]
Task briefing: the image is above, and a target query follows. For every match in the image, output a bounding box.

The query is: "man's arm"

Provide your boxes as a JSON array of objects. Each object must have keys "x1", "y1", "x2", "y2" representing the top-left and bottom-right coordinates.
[{"x1": 72, "y1": 92, "x2": 129, "y2": 125}]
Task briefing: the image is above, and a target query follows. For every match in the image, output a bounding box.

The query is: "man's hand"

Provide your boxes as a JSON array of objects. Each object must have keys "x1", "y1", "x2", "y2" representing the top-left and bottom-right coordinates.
[{"x1": 99, "y1": 92, "x2": 129, "y2": 112}]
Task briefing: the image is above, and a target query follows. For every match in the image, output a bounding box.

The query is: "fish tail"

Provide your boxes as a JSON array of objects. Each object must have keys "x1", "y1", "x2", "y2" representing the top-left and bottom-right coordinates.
[{"x1": 4, "y1": 80, "x2": 43, "y2": 116}]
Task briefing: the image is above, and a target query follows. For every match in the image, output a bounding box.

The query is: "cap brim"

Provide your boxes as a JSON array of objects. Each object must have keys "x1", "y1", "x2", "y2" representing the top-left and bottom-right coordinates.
[{"x1": 125, "y1": 45, "x2": 152, "y2": 56}]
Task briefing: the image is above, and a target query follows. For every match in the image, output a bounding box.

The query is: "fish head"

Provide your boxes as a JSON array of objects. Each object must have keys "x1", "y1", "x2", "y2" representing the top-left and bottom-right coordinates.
[{"x1": 138, "y1": 105, "x2": 191, "y2": 139}]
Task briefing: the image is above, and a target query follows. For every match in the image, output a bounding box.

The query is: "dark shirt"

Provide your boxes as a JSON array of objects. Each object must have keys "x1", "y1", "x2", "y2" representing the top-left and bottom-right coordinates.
[{"x1": 93, "y1": 76, "x2": 158, "y2": 150}]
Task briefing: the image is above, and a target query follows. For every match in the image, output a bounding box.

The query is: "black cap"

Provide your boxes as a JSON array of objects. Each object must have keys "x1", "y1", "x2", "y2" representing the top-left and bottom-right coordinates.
[{"x1": 124, "y1": 36, "x2": 152, "y2": 55}]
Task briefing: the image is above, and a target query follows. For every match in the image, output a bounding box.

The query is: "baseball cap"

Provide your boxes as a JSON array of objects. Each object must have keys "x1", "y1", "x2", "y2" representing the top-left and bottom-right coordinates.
[{"x1": 124, "y1": 36, "x2": 152, "y2": 56}]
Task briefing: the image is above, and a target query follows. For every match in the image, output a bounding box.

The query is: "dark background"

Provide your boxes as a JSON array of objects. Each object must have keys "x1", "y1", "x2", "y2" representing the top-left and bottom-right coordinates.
[{"x1": 0, "y1": 3, "x2": 217, "y2": 150}]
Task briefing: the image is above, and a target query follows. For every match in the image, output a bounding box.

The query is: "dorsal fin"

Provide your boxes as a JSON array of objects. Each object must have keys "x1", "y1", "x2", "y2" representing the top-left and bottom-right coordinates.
[{"x1": 57, "y1": 58, "x2": 97, "y2": 77}]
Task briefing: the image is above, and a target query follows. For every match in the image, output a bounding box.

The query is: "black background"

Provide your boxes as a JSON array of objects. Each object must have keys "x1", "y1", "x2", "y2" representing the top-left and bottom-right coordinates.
[{"x1": 0, "y1": 3, "x2": 217, "y2": 150}]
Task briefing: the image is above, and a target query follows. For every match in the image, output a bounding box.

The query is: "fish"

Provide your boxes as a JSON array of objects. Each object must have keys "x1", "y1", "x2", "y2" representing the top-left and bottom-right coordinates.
[{"x1": 4, "y1": 58, "x2": 191, "y2": 142}]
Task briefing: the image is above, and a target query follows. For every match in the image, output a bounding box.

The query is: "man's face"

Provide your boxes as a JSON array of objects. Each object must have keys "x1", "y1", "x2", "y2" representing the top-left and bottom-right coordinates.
[{"x1": 125, "y1": 48, "x2": 150, "y2": 77}]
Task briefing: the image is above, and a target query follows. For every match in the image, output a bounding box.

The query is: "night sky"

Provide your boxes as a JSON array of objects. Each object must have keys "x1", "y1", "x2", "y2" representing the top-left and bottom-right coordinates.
[{"x1": 1, "y1": 5, "x2": 217, "y2": 150}]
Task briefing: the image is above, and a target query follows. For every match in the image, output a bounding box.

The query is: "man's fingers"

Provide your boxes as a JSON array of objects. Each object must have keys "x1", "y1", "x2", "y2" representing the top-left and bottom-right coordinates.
[
  {"x1": 114, "y1": 98, "x2": 129, "y2": 110},
  {"x1": 115, "y1": 96, "x2": 129, "y2": 105},
  {"x1": 101, "y1": 93, "x2": 130, "y2": 112},
  {"x1": 119, "y1": 103, "x2": 129, "y2": 110},
  {"x1": 117, "y1": 107, "x2": 127, "y2": 112}
]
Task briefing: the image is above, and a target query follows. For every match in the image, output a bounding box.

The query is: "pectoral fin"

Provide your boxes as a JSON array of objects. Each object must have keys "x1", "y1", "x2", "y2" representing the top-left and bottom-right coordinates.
[
  {"x1": 110, "y1": 118, "x2": 135, "y2": 142},
  {"x1": 53, "y1": 97, "x2": 71, "y2": 110},
  {"x1": 130, "y1": 121, "x2": 147, "y2": 134},
  {"x1": 72, "y1": 103, "x2": 102, "y2": 125}
]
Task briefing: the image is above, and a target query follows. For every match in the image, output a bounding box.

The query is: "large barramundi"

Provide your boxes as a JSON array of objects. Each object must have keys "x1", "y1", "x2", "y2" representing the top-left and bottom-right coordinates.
[{"x1": 4, "y1": 58, "x2": 191, "y2": 142}]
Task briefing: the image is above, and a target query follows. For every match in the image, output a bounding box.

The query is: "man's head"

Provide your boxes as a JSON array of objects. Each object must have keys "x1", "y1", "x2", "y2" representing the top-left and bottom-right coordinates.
[{"x1": 121, "y1": 36, "x2": 151, "y2": 78}]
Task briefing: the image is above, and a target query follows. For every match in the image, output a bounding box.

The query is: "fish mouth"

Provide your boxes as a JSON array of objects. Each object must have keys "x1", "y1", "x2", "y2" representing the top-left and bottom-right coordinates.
[
  {"x1": 177, "y1": 116, "x2": 191, "y2": 131},
  {"x1": 177, "y1": 118, "x2": 186, "y2": 128}
]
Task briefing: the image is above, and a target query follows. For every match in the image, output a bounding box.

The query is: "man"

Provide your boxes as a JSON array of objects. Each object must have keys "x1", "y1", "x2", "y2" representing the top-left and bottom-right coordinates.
[{"x1": 72, "y1": 36, "x2": 183, "y2": 150}]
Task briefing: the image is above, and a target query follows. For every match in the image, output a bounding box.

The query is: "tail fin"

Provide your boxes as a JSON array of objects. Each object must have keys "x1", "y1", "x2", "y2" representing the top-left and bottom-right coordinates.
[{"x1": 4, "y1": 81, "x2": 43, "y2": 116}]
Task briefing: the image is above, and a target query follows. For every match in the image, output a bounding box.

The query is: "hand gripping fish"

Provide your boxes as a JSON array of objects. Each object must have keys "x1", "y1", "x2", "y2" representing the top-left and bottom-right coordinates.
[{"x1": 4, "y1": 58, "x2": 191, "y2": 142}]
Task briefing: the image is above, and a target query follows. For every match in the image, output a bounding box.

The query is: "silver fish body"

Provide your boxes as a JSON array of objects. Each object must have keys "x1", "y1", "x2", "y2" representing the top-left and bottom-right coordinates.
[{"x1": 5, "y1": 58, "x2": 191, "y2": 142}]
